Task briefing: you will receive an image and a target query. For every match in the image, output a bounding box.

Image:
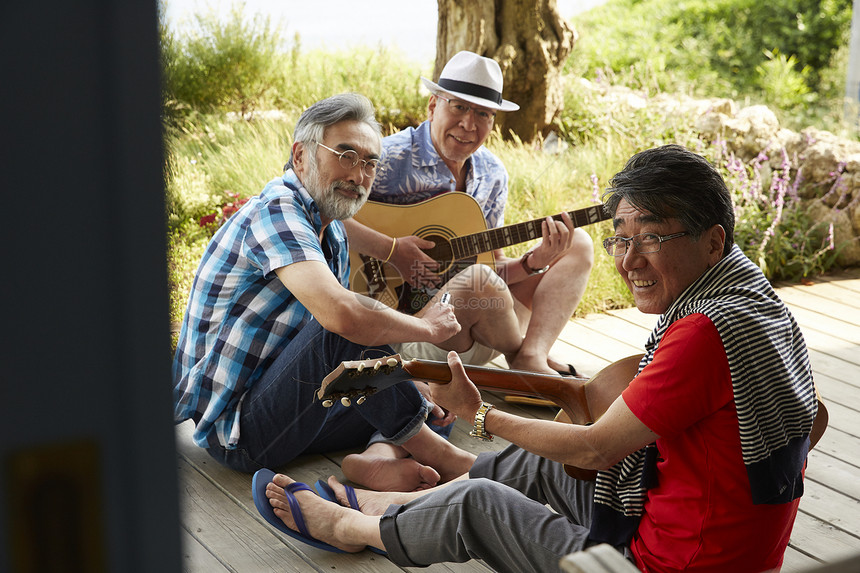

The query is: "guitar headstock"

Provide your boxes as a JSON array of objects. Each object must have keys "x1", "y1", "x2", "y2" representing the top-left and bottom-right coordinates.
[{"x1": 317, "y1": 354, "x2": 413, "y2": 407}]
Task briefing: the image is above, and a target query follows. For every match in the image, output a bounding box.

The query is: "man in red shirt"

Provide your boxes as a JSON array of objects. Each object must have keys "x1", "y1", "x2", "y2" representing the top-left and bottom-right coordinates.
[{"x1": 253, "y1": 144, "x2": 818, "y2": 572}]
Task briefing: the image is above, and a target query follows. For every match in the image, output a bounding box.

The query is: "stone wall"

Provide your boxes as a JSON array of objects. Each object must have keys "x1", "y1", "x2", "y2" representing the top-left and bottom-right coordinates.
[
  {"x1": 584, "y1": 81, "x2": 860, "y2": 266},
  {"x1": 694, "y1": 101, "x2": 860, "y2": 266}
]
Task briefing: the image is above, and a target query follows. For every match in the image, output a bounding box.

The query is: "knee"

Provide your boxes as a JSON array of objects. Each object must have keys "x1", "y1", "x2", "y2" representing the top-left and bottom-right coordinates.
[
  {"x1": 451, "y1": 477, "x2": 509, "y2": 509},
  {"x1": 561, "y1": 229, "x2": 595, "y2": 270},
  {"x1": 451, "y1": 264, "x2": 510, "y2": 297}
]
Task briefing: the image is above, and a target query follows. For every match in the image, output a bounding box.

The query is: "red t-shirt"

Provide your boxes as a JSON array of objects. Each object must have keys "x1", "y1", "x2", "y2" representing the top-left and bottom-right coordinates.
[{"x1": 624, "y1": 314, "x2": 800, "y2": 572}]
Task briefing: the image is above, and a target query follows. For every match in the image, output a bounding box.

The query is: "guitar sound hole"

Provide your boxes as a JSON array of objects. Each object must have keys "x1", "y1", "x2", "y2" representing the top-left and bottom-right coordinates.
[{"x1": 421, "y1": 234, "x2": 454, "y2": 274}]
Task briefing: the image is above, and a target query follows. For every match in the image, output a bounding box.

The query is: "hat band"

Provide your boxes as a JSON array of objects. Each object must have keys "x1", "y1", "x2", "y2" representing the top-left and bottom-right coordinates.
[{"x1": 437, "y1": 78, "x2": 502, "y2": 106}]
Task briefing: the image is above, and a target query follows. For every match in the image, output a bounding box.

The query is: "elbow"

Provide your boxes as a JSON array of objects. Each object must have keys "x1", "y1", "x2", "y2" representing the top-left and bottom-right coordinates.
[
  {"x1": 569, "y1": 428, "x2": 628, "y2": 471},
  {"x1": 315, "y1": 299, "x2": 365, "y2": 340},
  {"x1": 576, "y1": 450, "x2": 620, "y2": 472},
  {"x1": 592, "y1": 455, "x2": 623, "y2": 472}
]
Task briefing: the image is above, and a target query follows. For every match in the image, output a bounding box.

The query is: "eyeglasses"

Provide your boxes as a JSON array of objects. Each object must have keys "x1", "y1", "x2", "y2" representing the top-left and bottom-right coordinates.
[
  {"x1": 435, "y1": 95, "x2": 496, "y2": 126},
  {"x1": 602, "y1": 232, "x2": 689, "y2": 257},
  {"x1": 316, "y1": 142, "x2": 381, "y2": 178}
]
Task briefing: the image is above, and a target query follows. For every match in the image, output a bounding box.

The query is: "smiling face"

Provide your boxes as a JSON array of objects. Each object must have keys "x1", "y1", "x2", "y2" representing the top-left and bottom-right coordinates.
[
  {"x1": 427, "y1": 93, "x2": 494, "y2": 179},
  {"x1": 293, "y1": 120, "x2": 380, "y2": 225},
  {"x1": 612, "y1": 199, "x2": 726, "y2": 314}
]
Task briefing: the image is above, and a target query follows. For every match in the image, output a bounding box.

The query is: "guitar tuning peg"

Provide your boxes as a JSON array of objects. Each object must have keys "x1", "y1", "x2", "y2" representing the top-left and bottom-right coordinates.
[
  {"x1": 374, "y1": 360, "x2": 382, "y2": 371},
  {"x1": 341, "y1": 397, "x2": 351, "y2": 407},
  {"x1": 386, "y1": 358, "x2": 397, "y2": 367},
  {"x1": 356, "y1": 395, "x2": 366, "y2": 405},
  {"x1": 357, "y1": 362, "x2": 365, "y2": 372},
  {"x1": 322, "y1": 399, "x2": 333, "y2": 408}
]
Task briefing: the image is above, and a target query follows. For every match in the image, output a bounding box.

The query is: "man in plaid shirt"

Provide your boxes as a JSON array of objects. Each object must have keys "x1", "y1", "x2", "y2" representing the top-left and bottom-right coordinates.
[{"x1": 173, "y1": 94, "x2": 475, "y2": 492}]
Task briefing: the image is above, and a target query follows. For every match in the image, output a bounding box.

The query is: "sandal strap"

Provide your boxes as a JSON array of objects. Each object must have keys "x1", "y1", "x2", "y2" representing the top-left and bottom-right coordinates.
[
  {"x1": 344, "y1": 485, "x2": 360, "y2": 510},
  {"x1": 283, "y1": 482, "x2": 314, "y2": 539}
]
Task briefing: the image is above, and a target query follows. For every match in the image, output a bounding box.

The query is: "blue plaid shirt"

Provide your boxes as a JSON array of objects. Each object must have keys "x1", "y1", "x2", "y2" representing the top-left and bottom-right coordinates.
[
  {"x1": 172, "y1": 170, "x2": 350, "y2": 448},
  {"x1": 371, "y1": 120, "x2": 509, "y2": 228}
]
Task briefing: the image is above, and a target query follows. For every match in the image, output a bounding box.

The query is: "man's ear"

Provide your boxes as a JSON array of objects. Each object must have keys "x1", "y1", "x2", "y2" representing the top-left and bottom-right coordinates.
[
  {"x1": 708, "y1": 224, "x2": 727, "y2": 263},
  {"x1": 292, "y1": 141, "x2": 307, "y2": 176},
  {"x1": 427, "y1": 95, "x2": 438, "y2": 120}
]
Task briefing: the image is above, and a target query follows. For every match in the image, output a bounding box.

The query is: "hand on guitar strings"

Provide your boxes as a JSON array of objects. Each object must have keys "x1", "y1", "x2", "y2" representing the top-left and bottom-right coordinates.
[
  {"x1": 529, "y1": 212, "x2": 576, "y2": 270},
  {"x1": 389, "y1": 235, "x2": 441, "y2": 289}
]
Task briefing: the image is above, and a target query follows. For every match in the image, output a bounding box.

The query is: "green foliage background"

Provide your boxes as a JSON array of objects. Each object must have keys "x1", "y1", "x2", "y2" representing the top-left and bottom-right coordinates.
[
  {"x1": 160, "y1": 0, "x2": 852, "y2": 331},
  {"x1": 570, "y1": 0, "x2": 852, "y2": 131}
]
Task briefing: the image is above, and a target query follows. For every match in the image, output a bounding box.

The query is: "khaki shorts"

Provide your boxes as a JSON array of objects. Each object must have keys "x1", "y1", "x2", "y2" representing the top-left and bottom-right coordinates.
[{"x1": 392, "y1": 340, "x2": 501, "y2": 366}]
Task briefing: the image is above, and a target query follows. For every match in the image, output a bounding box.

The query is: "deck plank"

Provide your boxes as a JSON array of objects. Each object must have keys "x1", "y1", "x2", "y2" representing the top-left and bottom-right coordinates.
[
  {"x1": 177, "y1": 423, "x2": 406, "y2": 572},
  {"x1": 798, "y1": 479, "x2": 860, "y2": 538},
  {"x1": 782, "y1": 545, "x2": 830, "y2": 572},
  {"x1": 177, "y1": 270, "x2": 860, "y2": 571},
  {"x1": 178, "y1": 457, "x2": 318, "y2": 573},
  {"x1": 181, "y1": 529, "x2": 231, "y2": 573}
]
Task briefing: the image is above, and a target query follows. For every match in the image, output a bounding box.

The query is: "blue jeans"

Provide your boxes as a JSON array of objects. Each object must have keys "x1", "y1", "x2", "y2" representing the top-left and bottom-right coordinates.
[{"x1": 206, "y1": 319, "x2": 452, "y2": 473}]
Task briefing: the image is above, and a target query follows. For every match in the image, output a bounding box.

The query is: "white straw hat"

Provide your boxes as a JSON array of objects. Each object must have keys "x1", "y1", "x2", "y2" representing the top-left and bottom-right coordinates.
[{"x1": 421, "y1": 51, "x2": 519, "y2": 112}]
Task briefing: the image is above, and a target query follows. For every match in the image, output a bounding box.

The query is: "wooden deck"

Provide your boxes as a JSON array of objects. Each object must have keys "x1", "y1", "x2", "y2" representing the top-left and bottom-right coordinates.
[{"x1": 176, "y1": 269, "x2": 860, "y2": 572}]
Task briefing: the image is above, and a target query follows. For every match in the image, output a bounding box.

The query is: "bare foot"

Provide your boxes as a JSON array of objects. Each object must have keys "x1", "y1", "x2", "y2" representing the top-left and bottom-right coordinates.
[
  {"x1": 323, "y1": 475, "x2": 467, "y2": 517},
  {"x1": 323, "y1": 475, "x2": 417, "y2": 516},
  {"x1": 342, "y1": 452, "x2": 441, "y2": 491},
  {"x1": 399, "y1": 426, "x2": 476, "y2": 484},
  {"x1": 343, "y1": 429, "x2": 474, "y2": 491},
  {"x1": 508, "y1": 352, "x2": 572, "y2": 376},
  {"x1": 266, "y1": 474, "x2": 382, "y2": 552},
  {"x1": 509, "y1": 360, "x2": 559, "y2": 375}
]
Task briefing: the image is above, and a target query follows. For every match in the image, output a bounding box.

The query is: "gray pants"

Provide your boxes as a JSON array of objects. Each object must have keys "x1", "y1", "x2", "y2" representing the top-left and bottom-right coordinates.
[{"x1": 379, "y1": 445, "x2": 597, "y2": 573}]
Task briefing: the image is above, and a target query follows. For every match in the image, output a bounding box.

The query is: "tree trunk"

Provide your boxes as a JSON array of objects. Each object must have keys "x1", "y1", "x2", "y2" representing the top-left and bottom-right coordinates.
[{"x1": 435, "y1": 0, "x2": 576, "y2": 142}]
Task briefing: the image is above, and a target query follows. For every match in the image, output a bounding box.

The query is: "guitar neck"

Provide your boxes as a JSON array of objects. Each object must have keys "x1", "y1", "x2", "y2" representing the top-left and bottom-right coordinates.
[
  {"x1": 403, "y1": 359, "x2": 593, "y2": 425},
  {"x1": 449, "y1": 205, "x2": 610, "y2": 260}
]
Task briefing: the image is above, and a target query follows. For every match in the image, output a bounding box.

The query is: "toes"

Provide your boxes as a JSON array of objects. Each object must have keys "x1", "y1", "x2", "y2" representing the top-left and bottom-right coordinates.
[
  {"x1": 417, "y1": 464, "x2": 441, "y2": 486},
  {"x1": 328, "y1": 476, "x2": 352, "y2": 508},
  {"x1": 272, "y1": 473, "x2": 294, "y2": 487}
]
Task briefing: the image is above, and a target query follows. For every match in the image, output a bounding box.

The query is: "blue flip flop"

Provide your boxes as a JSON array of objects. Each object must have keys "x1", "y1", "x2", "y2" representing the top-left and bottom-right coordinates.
[
  {"x1": 313, "y1": 479, "x2": 387, "y2": 556},
  {"x1": 314, "y1": 479, "x2": 360, "y2": 510},
  {"x1": 251, "y1": 468, "x2": 345, "y2": 553}
]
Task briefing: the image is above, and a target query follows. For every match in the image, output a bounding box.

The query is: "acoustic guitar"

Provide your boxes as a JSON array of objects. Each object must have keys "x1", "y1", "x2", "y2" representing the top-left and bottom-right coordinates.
[
  {"x1": 349, "y1": 193, "x2": 611, "y2": 313},
  {"x1": 316, "y1": 353, "x2": 644, "y2": 480}
]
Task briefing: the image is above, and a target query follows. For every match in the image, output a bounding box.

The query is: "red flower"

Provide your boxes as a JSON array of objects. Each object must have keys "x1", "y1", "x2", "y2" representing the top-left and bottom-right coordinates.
[
  {"x1": 198, "y1": 191, "x2": 250, "y2": 228},
  {"x1": 199, "y1": 213, "x2": 218, "y2": 227}
]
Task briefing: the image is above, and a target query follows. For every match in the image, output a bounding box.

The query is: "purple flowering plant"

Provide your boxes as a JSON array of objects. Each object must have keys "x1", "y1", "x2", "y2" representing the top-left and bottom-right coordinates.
[{"x1": 713, "y1": 141, "x2": 840, "y2": 281}]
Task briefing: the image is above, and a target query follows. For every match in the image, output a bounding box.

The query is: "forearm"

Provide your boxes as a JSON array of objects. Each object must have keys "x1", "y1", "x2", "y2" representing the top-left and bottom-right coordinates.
[
  {"x1": 276, "y1": 261, "x2": 449, "y2": 347},
  {"x1": 318, "y1": 295, "x2": 434, "y2": 346},
  {"x1": 343, "y1": 218, "x2": 396, "y2": 261},
  {"x1": 480, "y1": 407, "x2": 617, "y2": 470}
]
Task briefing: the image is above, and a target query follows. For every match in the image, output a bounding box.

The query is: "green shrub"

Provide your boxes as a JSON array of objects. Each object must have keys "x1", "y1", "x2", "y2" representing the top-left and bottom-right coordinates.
[
  {"x1": 161, "y1": 3, "x2": 285, "y2": 116},
  {"x1": 756, "y1": 49, "x2": 814, "y2": 111},
  {"x1": 571, "y1": 0, "x2": 852, "y2": 132}
]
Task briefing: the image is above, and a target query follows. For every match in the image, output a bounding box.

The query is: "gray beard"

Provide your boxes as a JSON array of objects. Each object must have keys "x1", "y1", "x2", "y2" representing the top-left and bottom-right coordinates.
[{"x1": 303, "y1": 161, "x2": 368, "y2": 221}]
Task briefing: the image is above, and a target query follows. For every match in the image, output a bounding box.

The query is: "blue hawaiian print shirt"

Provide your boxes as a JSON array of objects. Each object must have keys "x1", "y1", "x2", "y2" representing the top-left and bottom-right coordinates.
[
  {"x1": 172, "y1": 170, "x2": 350, "y2": 449},
  {"x1": 371, "y1": 120, "x2": 509, "y2": 228}
]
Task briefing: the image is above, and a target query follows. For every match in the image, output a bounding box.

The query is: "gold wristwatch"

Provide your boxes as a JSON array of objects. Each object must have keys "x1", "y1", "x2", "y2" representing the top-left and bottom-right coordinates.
[{"x1": 470, "y1": 402, "x2": 495, "y2": 441}]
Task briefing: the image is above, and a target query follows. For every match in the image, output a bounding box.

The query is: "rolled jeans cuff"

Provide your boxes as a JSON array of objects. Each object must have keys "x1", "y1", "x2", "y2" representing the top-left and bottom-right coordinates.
[{"x1": 366, "y1": 397, "x2": 431, "y2": 447}]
